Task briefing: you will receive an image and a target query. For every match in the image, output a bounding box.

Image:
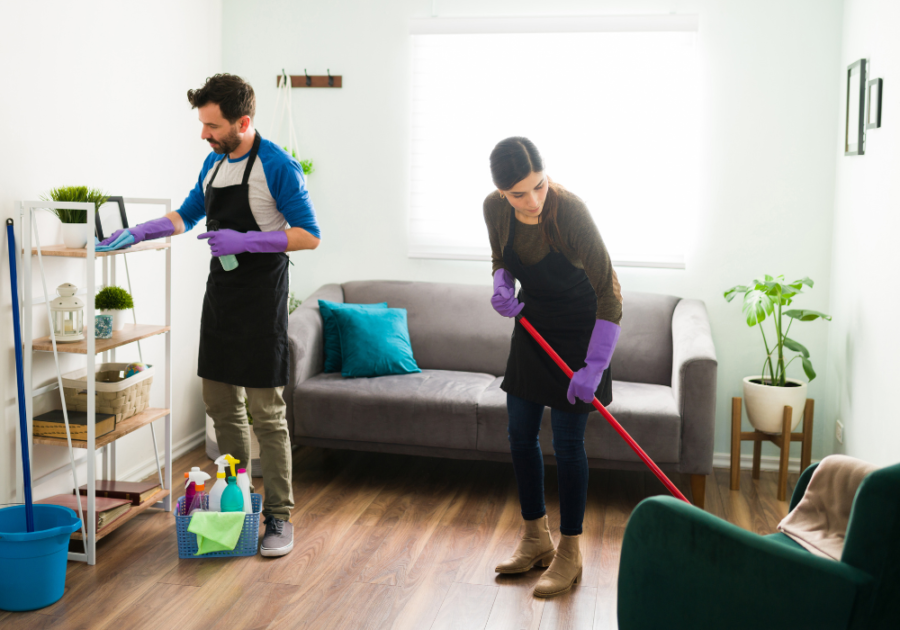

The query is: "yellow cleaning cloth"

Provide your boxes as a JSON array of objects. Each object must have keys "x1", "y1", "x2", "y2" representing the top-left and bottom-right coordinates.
[{"x1": 187, "y1": 511, "x2": 246, "y2": 555}]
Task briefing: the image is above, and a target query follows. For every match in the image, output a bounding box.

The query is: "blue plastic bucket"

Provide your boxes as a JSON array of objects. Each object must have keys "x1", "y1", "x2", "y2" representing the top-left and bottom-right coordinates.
[{"x1": 0, "y1": 504, "x2": 81, "y2": 611}]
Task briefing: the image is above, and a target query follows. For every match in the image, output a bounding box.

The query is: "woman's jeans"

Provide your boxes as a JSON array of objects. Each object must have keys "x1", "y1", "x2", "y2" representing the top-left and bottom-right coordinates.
[{"x1": 507, "y1": 393, "x2": 590, "y2": 536}]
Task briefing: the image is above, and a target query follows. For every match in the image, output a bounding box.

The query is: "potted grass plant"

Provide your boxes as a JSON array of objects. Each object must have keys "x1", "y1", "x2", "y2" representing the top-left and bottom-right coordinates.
[
  {"x1": 95, "y1": 286, "x2": 133, "y2": 332},
  {"x1": 42, "y1": 186, "x2": 108, "y2": 249},
  {"x1": 724, "y1": 275, "x2": 831, "y2": 434}
]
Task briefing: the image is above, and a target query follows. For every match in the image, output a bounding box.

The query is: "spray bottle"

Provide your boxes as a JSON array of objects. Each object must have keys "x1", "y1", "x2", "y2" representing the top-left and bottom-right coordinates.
[
  {"x1": 209, "y1": 455, "x2": 230, "y2": 512},
  {"x1": 187, "y1": 482, "x2": 209, "y2": 515},
  {"x1": 219, "y1": 454, "x2": 244, "y2": 513},
  {"x1": 207, "y1": 219, "x2": 239, "y2": 271},
  {"x1": 184, "y1": 467, "x2": 211, "y2": 516},
  {"x1": 236, "y1": 468, "x2": 253, "y2": 514}
]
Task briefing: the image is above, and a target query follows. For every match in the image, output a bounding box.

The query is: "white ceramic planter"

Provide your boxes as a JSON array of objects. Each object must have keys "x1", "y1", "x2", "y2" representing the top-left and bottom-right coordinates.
[
  {"x1": 742, "y1": 376, "x2": 808, "y2": 434},
  {"x1": 101, "y1": 309, "x2": 127, "y2": 332},
  {"x1": 61, "y1": 223, "x2": 88, "y2": 249}
]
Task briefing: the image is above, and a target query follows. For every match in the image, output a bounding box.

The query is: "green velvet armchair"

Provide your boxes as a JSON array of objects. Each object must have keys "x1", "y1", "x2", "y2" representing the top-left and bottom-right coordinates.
[{"x1": 617, "y1": 462, "x2": 900, "y2": 629}]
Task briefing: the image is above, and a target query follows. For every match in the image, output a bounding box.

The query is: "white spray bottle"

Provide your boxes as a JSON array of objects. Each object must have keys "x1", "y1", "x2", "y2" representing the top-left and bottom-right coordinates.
[
  {"x1": 209, "y1": 455, "x2": 230, "y2": 512},
  {"x1": 236, "y1": 467, "x2": 252, "y2": 514}
]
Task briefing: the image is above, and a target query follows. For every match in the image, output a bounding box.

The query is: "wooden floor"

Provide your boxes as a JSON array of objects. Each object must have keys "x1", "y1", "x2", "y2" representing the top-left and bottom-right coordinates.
[{"x1": 2, "y1": 445, "x2": 798, "y2": 630}]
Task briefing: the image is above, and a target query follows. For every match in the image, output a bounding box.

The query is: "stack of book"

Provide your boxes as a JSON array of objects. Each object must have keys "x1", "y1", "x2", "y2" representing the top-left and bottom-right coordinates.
[
  {"x1": 37, "y1": 480, "x2": 162, "y2": 533},
  {"x1": 32, "y1": 409, "x2": 116, "y2": 440}
]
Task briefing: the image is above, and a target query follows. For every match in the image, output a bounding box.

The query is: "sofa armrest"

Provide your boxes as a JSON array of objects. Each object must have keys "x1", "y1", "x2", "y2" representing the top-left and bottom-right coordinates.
[
  {"x1": 618, "y1": 497, "x2": 872, "y2": 630},
  {"x1": 671, "y1": 298, "x2": 717, "y2": 475},
  {"x1": 285, "y1": 284, "x2": 343, "y2": 439}
]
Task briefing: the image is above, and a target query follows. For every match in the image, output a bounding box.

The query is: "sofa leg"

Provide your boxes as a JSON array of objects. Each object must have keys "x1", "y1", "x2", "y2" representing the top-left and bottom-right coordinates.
[{"x1": 690, "y1": 474, "x2": 706, "y2": 510}]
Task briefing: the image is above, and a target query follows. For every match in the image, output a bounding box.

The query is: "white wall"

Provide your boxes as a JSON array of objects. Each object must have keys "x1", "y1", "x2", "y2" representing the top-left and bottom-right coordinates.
[
  {"x1": 223, "y1": 0, "x2": 844, "y2": 465},
  {"x1": 0, "y1": 1, "x2": 222, "y2": 504},
  {"x1": 826, "y1": 0, "x2": 900, "y2": 467}
]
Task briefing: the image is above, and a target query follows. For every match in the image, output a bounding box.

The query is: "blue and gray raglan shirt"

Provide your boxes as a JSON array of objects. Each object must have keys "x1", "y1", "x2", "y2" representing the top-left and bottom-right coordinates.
[{"x1": 176, "y1": 135, "x2": 320, "y2": 238}]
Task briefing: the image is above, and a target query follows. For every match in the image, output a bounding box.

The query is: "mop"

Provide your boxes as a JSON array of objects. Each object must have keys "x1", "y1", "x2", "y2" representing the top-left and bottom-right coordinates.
[
  {"x1": 6, "y1": 219, "x2": 34, "y2": 531},
  {"x1": 518, "y1": 316, "x2": 691, "y2": 504}
]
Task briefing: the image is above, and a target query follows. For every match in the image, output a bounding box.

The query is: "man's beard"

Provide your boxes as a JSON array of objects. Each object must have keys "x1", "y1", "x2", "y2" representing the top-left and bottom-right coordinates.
[{"x1": 209, "y1": 126, "x2": 241, "y2": 154}]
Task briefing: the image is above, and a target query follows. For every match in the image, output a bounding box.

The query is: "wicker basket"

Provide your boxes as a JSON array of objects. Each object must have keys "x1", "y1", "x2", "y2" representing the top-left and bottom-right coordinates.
[{"x1": 61, "y1": 363, "x2": 154, "y2": 424}]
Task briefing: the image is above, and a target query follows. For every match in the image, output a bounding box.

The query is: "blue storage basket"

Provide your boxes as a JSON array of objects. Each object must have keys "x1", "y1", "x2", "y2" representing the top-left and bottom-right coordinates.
[{"x1": 175, "y1": 493, "x2": 261, "y2": 558}]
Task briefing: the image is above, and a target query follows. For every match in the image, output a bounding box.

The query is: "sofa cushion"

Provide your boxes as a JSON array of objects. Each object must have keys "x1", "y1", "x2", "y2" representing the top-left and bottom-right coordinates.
[
  {"x1": 476, "y1": 378, "x2": 681, "y2": 464},
  {"x1": 332, "y1": 307, "x2": 421, "y2": 378},
  {"x1": 318, "y1": 299, "x2": 388, "y2": 373},
  {"x1": 293, "y1": 369, "x2": 495, "y2": 450},
  {"x1": 611, "y1": 292, "x2": 681, "y2": 386},
  {"x1": 342, "y1": 280, "x2": 513, "y2": 376}
]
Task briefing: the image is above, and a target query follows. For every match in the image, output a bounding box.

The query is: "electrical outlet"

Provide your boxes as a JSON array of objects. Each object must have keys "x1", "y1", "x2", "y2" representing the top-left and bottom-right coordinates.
[{"x1": 835, "y1": 420, "x2": 844, "y2": 444}]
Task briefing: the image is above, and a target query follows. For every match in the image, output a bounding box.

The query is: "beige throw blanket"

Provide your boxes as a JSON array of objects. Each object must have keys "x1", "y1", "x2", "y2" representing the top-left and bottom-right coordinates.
[{"x1": 777, "y1": 454, "x2": 877, "y2": 560}]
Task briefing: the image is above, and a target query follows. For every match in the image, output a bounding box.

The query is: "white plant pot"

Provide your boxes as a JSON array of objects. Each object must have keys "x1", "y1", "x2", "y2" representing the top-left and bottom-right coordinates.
[
  {"x1": 101, "y1": 309, "x2": 127, "y2": 332},
  {"x1": 61, "y1": 223, "x2": 88, "y2": 249},
  {"x1": 742, "y1": 376, "x2": 808, "y2": 434}
]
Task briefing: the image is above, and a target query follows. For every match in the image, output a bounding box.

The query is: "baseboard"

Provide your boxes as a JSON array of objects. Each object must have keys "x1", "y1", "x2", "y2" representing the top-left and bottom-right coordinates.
[
  {"x1": 116, "y1": 428, "x2": 206, "y2": 483},
  {"x1": 712, "y1": 452, "x2": 817, "y2": 474}
]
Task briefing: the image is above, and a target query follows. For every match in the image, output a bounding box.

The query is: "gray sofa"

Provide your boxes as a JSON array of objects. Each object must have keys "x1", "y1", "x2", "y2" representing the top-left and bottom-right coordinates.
[{"x1": 286, "y1": 280, "x2": 718, "y2": 506}]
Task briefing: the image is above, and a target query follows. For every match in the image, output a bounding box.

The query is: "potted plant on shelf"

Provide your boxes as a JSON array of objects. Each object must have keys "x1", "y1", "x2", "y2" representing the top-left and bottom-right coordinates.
[
  {"x1": 724, "y1": 275, "x2": 832, "y2": 434},
  {"x1": 42, "y1": 186, "x2": 108, "y2": 249},
  {"x1": 95, "y1": 286, "x2": 133, "y2": 332}
]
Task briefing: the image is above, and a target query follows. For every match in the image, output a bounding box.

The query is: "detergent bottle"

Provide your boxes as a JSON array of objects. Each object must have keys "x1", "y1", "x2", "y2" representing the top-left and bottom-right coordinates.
[
  {"x1": 236, "y1": 468, "x2": 253, "y2": 514},
  {"x1": 184, "y1": 467, "x2": 211, "y2": 515},
  {"x1": 187, "y1": 482, "x2": 209, "y2": 515},
  {"x1": 220, "y1": 476, "x2": 244, "y2": 512},
  {"x1": 208, "y1": 455, "x2": 230, "y2": 512}
]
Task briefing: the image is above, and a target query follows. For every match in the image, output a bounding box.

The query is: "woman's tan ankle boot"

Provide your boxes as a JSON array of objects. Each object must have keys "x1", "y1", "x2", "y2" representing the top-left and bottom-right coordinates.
[
  {"x1": 495, "y1": 515, "x2": 556, "y2": 574},
  {"x1": 533, "y1": 533, "x2": 583, "y2": 598}
]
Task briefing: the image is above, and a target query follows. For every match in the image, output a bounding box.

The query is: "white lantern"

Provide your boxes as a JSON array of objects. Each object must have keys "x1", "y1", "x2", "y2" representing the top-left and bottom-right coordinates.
[{"x1": 50, "y1": 283, "x2": 85, "y2": 342}]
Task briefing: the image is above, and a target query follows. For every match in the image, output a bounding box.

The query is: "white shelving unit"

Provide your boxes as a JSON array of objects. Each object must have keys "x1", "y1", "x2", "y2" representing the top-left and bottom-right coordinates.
[{"x1": 15, "y1": 198, "x2": 173, "y2": 565}]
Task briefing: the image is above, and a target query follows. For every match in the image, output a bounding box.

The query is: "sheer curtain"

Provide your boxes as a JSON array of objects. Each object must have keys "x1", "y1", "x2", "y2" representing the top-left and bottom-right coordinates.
[{"x1": 408, "y1": 16, "x2": 699, "y2": 268}]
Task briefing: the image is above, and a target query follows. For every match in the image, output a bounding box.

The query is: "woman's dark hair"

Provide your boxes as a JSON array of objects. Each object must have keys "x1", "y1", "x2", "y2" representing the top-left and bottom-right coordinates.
[
  {"x1": 187, "y1": 74, "x2": 256, "y2": 123},
  {"x1": 490, "y1": 136, "x2": 563, "y2": 251}
]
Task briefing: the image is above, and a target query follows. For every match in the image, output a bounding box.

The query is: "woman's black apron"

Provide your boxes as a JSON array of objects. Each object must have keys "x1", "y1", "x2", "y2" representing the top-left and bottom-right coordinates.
[
  {"x1": 500, "y1": 208, "x2": 613, "y2": 413},
  {"x1": 197, "y1": 131, "x2": 290, "y2": 388}
]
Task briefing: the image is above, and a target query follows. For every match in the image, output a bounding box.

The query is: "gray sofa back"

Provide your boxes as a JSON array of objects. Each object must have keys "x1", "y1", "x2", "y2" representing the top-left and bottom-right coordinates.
[{"x1": 340, "y1": 281, "x2": 680, "y2": 385}]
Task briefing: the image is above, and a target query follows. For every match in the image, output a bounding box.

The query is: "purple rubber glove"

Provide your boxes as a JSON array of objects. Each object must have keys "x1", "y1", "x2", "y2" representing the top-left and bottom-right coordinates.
[
  {"x1": 491, "y1": 269, "x2": 524, "y2": 318},
  {"x1": 99, "y1": 216, "x2": 175, "y2": 247},
  {"x1": 567, "y1": 319, "x2": 621, "y2": 405},
  {"x1": 197, "y1": 229, "x2": 288, "y2": 256}
]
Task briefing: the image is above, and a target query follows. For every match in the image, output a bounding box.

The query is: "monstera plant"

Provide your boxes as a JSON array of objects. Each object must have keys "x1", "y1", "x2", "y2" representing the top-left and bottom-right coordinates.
[{"x1": 724, "y1": 275, "x2": 832, "y2": 433}]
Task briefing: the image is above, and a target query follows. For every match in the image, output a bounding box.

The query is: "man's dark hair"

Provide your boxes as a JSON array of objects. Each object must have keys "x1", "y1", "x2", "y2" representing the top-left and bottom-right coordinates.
[{"x1": 187, "y1": 74, "x2": 256, "y2": 123}]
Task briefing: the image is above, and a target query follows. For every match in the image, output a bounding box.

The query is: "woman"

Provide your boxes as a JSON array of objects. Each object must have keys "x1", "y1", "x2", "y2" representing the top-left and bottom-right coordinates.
[{"x1": 484, "y1": 137, "x2": 622, "y2": 598}]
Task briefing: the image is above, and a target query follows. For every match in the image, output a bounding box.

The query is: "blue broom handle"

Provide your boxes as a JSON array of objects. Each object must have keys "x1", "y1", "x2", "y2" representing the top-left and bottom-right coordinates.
[{"x1": 7, "y1": 219, "x2": 34, "y2": 532}]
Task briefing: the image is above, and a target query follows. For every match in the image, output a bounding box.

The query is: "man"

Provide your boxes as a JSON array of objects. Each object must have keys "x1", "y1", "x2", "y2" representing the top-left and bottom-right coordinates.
[{"x1": 99, "y1": 73, "x2": 320, "y2": 557}]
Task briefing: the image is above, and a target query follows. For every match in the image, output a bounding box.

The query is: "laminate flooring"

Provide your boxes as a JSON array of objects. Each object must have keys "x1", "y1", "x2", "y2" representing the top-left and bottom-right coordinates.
[{"x1": 1, "y1": 445, "x2": 798, "y2": 630}]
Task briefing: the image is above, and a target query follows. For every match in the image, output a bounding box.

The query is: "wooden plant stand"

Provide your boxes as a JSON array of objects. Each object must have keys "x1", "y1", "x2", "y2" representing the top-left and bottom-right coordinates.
[{"x1": 730, "y1": 397, "x2": 813, "y2": 501}]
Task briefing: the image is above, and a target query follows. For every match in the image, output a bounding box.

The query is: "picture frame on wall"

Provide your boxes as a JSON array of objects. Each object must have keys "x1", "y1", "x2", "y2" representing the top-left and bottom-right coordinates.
[
  {"x1": 867, "y1": 77, "x2": 883, "y2": 130},
  {"x1": 845, "y1": 59, "x2": 867, "y2": 156},
  {"x1": 95, "y1": 196, "x2": 129, "y2": 241}
]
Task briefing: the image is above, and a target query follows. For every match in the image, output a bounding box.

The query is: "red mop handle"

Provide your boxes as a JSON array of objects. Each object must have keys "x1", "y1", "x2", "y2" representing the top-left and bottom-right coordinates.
[{"x1": 518, "y1": 316, "x2": 691, "y2": 504}]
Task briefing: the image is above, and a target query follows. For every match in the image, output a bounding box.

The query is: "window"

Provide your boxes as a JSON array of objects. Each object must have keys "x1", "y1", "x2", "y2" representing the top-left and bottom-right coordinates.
[{"x1": 409, "y1": 16, "x2": 699, "y2": 268}]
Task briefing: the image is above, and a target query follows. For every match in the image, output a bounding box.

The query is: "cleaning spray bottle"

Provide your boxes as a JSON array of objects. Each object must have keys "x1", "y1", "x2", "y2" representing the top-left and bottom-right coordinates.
[
  {"x1": 187, "y1": 482, "x2": 209, "y2": 515},
  {"x1": 236, "y1": 468, "x2": 252, "y2": 514},
  {"x1": 208, "y1": 455, "x2": 230, "y2": 512},
  {"x1": 184, "y1": 467, "x2": 211, "y2": 515},
  {"x1": 220, "y1": 455, "x2": 244, "y2": 513},
  {"x1": 207, "y1": 219, "x2": 239, "y2": 271}
]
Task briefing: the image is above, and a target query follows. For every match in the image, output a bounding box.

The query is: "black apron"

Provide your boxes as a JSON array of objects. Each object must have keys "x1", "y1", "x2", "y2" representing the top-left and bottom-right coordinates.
[
  {"x1": 500, "y1": 207, "x2": 613, "y2": 413},
  {"x1": 197, "y1": 131, "x2": 290, "y2": 388}
]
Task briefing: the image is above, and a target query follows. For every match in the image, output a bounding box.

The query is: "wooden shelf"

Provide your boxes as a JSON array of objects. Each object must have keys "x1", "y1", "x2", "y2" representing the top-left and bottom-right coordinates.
[
  {"x1": 71, "y1": 488, "x2": 171, "y2": 541},
  {"x1": 33, "y1": 323, "x2": 169, "y2": 354},
  {"x1": 31, "y1": 241, "x2": 171, "y2": 258},
  {"x1": 33, "y1": 407, "x2": 170, "y2": 449}
]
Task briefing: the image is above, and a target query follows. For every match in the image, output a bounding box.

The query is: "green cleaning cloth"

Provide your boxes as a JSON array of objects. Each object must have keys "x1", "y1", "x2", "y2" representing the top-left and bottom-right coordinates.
[{"x1": 187, "y1": 511, "x2": 246, "y2": 555}]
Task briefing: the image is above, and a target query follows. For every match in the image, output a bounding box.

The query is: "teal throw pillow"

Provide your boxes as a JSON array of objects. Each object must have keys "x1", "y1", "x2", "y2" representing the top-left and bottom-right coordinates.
[
  {"x1": 318, "y1": 299, "x2": 388, "y2": 373},
  {"x1": 331, "y1": 307, "x2": 421, "y2": 378}
]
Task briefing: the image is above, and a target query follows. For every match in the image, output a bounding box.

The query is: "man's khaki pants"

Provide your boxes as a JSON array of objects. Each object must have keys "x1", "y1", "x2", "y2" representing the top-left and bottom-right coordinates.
[{"x1": 202, "y1": 379, "x2": 293, "y2": 521}]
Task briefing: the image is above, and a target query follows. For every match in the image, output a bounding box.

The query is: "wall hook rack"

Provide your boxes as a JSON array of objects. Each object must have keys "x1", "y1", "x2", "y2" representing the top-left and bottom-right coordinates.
[{"x1": 277, "y1": 70, "x2": 342, "y2": 88}]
